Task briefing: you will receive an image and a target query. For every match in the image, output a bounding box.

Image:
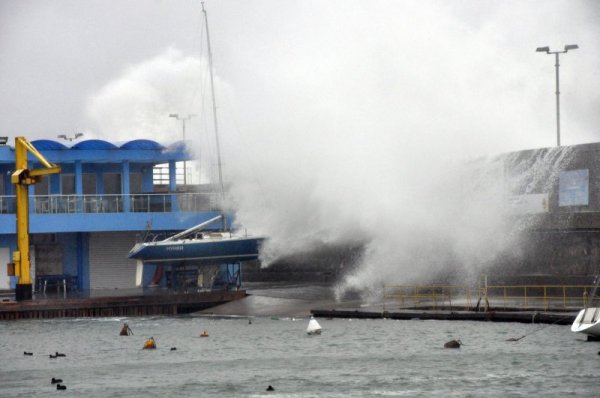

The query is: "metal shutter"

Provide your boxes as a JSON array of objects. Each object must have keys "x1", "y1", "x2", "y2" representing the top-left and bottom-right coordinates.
[
  {"x1": 0, "y1": 247, "x2": 10, "y2": 290},
  {"x1": 89, "y1": 232, "x2": 138, "y2": 289}
]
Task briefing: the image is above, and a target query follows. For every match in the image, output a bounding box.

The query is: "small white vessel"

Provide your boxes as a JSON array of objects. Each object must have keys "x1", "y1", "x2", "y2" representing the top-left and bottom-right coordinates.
[
  {"x1": 306, "y1": 315, "x2": 322, "y2": 335},
  {"x1": 571, "y1": 307, "x2": 600, "y2": 337},
  {"x1": 571, "y1": 275, "x2": 600, "y2": 338}
]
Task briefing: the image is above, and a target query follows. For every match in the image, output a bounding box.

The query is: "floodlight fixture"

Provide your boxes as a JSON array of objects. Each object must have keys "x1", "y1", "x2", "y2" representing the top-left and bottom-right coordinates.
[
  {"x1": 57, "y1": 133, "x2": 84, "y2": 142},
  {"x1": 536, "y1": 46, "x2": 550, "y2": 53}
]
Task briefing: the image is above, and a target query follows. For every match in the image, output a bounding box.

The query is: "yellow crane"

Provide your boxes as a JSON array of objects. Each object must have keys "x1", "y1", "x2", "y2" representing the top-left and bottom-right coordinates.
[{"x1": 11, "y1": 137, "x2": 61, "y2": 300}]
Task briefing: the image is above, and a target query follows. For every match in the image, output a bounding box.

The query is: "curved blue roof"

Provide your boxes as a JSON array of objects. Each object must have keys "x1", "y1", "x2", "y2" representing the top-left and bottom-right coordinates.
[
  {"x1": 21, "y1": 138, "x2": 170, "y2": 151},
  {"x1": 120, "y1": 139, "x2": 165, "y2": 150},
  {"x1": 31, "y1": 139, "x2": 68, "y2": 150},
  {"x1": 72, "y1": 139, "x2": 118, "y2": 150}
]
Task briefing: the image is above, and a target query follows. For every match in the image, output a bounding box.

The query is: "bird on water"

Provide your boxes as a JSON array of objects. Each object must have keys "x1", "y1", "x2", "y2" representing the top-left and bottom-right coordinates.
[{"x1": 444, "y1": 339, "x2": 462, "y2": 348}]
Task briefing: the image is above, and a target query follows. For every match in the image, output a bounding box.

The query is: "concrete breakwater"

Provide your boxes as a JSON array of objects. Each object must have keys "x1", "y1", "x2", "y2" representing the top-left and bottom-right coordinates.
[{"x1": 311, "y1": 308, "x2": 576, "y2": 325}]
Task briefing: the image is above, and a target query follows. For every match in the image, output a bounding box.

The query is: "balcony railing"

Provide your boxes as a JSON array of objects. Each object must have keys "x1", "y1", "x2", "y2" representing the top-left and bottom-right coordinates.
[{"x1": 0, "y1": 193, "x2": 221, "y2": 214}]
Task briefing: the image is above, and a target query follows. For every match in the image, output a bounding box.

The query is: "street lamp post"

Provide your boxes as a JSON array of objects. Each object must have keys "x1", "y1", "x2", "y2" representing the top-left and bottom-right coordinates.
[
  {"x1": 536, "y1": 44, "x2": 578, "y2": 147},
  {"x1": 169, "y1": 113, "x2": 196, "y2": 184}
]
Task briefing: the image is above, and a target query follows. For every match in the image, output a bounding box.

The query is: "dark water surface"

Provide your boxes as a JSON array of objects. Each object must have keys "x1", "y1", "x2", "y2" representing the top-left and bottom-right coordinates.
[{"x1": 0, "y1": 287, "x2": 598, "y2": 397}]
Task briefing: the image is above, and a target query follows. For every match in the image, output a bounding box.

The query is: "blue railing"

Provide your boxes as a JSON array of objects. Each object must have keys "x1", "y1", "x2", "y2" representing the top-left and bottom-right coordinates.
[{"x1": 0, "y1": 193, "x2": 221, "y2": 214}]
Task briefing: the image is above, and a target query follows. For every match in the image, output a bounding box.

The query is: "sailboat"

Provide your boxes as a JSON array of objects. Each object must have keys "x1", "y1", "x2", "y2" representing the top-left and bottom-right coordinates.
[
  {"x1": 571, "y1": 275, "x2": 600, "y2": 338},
  {"x1": 128, "y1": 4, "x2": 264, "y2": 267},
  {"x1": 306, "y1": 315, "x2": 322, "y2": 335},
  {"x1": 128, "y1": 215, "x2": 264, "y2": 263}
]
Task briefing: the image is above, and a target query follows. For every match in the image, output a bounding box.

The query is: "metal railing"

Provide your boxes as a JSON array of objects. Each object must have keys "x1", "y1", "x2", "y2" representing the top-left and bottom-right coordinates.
[
  {"x1": 383, "y1": 283, "x2": 599, "y2": 312},
  {"x1": 130, "y1": 193, "x2": 221, "y2": 212},
  {"x1": 0, "y1": 193, "x2": 222, "y2": 214},
  {"x1": 485, "y1": 284, "x2": 598, "y2": 311},
  {"x1": 383, "y1": 284, "x2": 474, "y2": 311}
]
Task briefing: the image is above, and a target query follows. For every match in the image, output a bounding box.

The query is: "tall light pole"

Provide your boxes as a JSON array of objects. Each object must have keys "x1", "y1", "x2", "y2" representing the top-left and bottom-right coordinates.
[
  {"x1": 169, "y1": 113, "x2": 195, "y2": 184},
  {"x1": 536, "y1": 44, "x2": 578, "y2": 147}
]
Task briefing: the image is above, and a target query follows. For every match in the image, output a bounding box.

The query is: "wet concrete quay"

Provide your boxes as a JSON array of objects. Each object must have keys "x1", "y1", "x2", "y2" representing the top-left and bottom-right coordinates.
[{"x1": 0, "y1": 289, "x2": 246, "y2": 320}]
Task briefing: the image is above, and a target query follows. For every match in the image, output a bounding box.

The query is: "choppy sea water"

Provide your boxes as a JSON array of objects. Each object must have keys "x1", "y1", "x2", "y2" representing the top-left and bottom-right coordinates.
[{"x1": 1, "y1": 311, "x2": 598, "y2": 397}]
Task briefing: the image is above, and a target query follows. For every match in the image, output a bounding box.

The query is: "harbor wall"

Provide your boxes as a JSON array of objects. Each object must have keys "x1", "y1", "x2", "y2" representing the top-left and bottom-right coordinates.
[{"x1": 0, "y1": 290, "x2": 247, "y2": 320}]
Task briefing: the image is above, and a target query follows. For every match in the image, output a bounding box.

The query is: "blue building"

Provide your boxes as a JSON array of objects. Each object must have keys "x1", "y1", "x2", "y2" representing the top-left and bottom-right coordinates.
[{"x1": 0, "y1": 138, "x2": 223, "y2": 293}]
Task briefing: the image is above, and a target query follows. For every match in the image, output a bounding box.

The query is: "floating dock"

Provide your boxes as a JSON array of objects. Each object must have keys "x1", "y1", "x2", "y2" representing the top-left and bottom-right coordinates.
[
  {"x1": 311, "y1": 309, "x2": 577, "y2": 325},
  {"x1": 0, "y1": 290, "x2": 246, "y2": 320}
]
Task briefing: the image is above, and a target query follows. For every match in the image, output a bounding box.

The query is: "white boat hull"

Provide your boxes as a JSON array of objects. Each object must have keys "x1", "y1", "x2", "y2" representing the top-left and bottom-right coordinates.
[{"x1": 571, "y1": 307, "x2": 600, "y2": 337}]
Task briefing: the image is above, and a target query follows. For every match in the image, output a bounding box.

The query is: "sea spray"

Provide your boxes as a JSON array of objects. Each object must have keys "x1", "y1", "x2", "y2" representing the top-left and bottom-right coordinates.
[
  {"x1": 337, "y1": 145, "x2": 575, "y2": 300},
  {"x1": 78, "y1": 2, "x2": 597, "y2": 299}
]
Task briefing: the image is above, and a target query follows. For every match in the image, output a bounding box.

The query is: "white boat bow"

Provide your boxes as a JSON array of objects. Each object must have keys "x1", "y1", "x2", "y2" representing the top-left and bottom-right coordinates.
[{"x1": 571, "y1": 307, "x2": 600, "y2": 337}]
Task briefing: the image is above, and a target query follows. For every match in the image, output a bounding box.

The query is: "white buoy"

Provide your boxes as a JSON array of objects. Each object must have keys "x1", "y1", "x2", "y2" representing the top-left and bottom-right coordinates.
[{"x1": 306, "y1": 315, "x2": 322, "y2": 335}]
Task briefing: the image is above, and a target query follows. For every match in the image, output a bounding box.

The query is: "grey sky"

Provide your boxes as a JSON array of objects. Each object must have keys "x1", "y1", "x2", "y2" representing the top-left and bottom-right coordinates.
[{"x1": 1, "y1": 0, "x2": 599, "y2": 149}]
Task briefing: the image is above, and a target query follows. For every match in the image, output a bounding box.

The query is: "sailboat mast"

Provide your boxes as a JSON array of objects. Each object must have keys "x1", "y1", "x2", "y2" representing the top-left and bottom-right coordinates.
[{"x1": 202, "y1": 2, "x2": 225, "y2": 201}]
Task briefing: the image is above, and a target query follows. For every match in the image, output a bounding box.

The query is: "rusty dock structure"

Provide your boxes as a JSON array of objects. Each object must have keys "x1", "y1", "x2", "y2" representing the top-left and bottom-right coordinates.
[{"x1": 0, "y1": 290, "x2": 246, "y2": 320}]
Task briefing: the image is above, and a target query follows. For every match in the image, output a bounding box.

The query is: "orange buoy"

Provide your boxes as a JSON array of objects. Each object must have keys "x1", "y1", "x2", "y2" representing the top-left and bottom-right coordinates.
[
  {"x1": 143, "y1": 337, "x2": 157, "y2": 349},
  {"x1": 200, "y1": 330, "x2": 209, "y2": 337}
]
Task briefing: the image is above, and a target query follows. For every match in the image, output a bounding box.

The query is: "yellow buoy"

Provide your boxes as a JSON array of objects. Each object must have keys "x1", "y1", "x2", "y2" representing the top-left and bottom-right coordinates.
[{"x1": 143, "y1": 337, "x2": 157, "y2": 349}]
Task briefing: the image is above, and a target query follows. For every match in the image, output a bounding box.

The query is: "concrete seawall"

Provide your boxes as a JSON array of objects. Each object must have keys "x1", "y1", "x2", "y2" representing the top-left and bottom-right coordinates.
[
  {"x1": 311, "y1": 308, "x2": 577, "y2": 325},
  {"x1": 0, "y1": 290, "x2": 247, "y2": 320}
]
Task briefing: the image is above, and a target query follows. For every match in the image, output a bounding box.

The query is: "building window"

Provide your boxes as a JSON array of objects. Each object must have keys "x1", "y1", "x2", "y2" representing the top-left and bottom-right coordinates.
[
  {"x1": 83, "y1": 174, "x2": 97, "y2": 195},
  {"x1": 559, "y1": 169, "x2": 589, "y2": 207},
  {"x1": 34, "y1": 177, "x2": 49, "y2": 195},
  {"x1": 103, "y1": 173, "x2": 121, "y2": 195},
  {"x1": 61, "y1": 174, "x2": 75, "y2": 195},
  {"x1": 153, "y1": 163, "x2": 170, "y2": 185},
  {"x1": 130, "y1": 172, "x2": 142, "y2": 194}
]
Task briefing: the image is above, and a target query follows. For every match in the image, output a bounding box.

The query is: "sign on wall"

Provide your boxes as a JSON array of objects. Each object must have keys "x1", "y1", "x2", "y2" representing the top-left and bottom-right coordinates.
[
  {"x1": 507, "y1": 193, "x2": 549, "y2": 214},
  {"x1": 559, "y1": 169, "x2": 589, "y2": 207}
]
